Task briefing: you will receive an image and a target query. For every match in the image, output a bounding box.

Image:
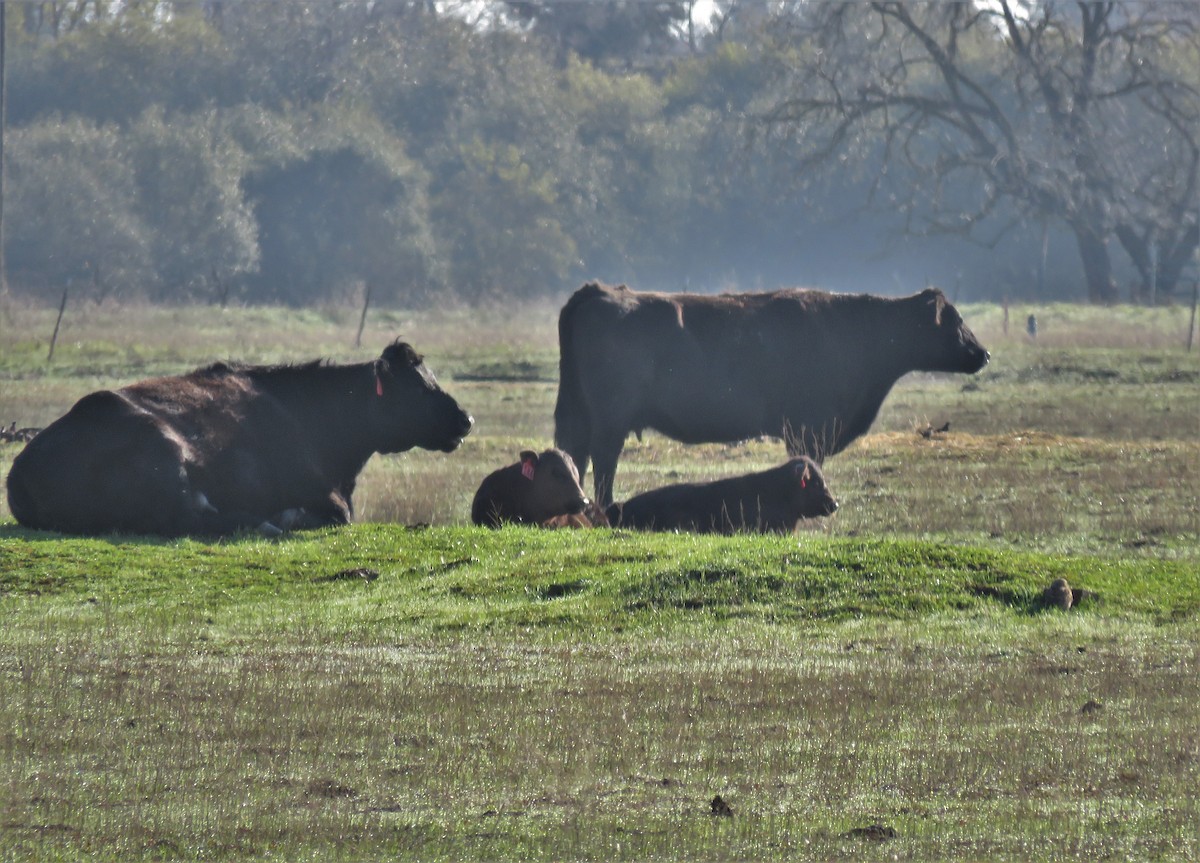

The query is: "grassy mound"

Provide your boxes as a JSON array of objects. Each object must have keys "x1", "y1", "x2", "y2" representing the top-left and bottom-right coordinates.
[{"x1": 3, "y1": 525, "x2": 1195, "y2": 635}]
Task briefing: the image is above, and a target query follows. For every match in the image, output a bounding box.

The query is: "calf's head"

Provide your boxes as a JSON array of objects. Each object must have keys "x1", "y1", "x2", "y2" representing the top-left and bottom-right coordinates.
[
  {"x1": 372, "y1": 340, "x2": 473, "y2": 453},
  {"x1": 518, "y1": 448, "x2": 589, "y2": 522},
  {"x1": 911, "y1": 288, "x2": 989, "y2": 374},
  {"x1": 785, "y1": 456, "x2": 839, "y2": 518}
]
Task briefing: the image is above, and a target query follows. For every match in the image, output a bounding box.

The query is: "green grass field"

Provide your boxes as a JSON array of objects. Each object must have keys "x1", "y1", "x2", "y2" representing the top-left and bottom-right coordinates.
[{"x1": 1, "y1": 297, "x2": 1197, "y2": 861}]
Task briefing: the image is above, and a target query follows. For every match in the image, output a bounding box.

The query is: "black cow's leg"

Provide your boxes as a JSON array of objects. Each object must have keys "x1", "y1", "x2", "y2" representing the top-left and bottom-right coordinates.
[
  {"x1": 589, "y1": 430, "x2": 626, "y2": 508},
  {"x1": 562, "y1": 441, "x2": 591, "y2": 491},
  {"x1": 272, "y1": 491, "x2": 353, "y2": 532},
  {"x1": 554, "y1": 416, "x2": 591, "y2": 489}
]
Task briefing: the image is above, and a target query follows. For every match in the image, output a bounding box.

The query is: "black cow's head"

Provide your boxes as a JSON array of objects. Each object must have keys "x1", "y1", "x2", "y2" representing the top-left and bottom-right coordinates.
[
  {"x1": 786, "y1": 456, "x2": 839, "y2": 518},
  {"x1": 519, "y1": 448, "x2": 590, "y2": 520},
  {"x1": 912, "y1": 288, "x2": 990, "y2": 374},
  {"x1": 372, "y1": 340, "x2": 473, "y2": 454}
]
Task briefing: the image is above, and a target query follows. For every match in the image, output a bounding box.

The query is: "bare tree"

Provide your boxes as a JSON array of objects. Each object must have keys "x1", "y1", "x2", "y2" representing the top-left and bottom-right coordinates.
[{"x1": 759, "y1": 1, "x2": 1199, "y2": 303}]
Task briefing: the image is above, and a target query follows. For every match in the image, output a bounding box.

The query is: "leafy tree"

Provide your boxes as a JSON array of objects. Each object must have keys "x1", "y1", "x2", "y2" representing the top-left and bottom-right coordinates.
[
  {"x1": 210, "y1": 1, "x2": 453, "y2": 111},
  {"x1": 237, "y1": 106, "x2": 442, "y2": 306},
  {"x1": 212, "y1": 1, "x2": 364, "y2": 111},
  {"x1": 358, "y1": 24, "x2": 612, "y2": 297},
  {"x1": 701, "y1": 0, "x2": 774, "y2": 45},
  {"x1": 431, "y1": 138, "x2": 577, "y2": 302},
  {"x1": 6, "y1": 117, "x2": 154, "y2": 300},
  {"x1": 352, "y1": 13, "x2": 493, "y2": 159},
  {"x1": 14, "y1": 0, "x2": 1189, "y2": 307},
  {"x1": 9, "y1": 8, "x2": 235, "y2": 127},
  {"x1": 500, "y1": 1, "x2": 692, "y2": 69},
  {"x1": 124, "y1": 107, "x2": 259, "y2": 302},
  {"x1": 756, "y1": 1, "x2": 1200, "y2": 303},
  {"x1": 553, "y1": 57, "x2": 676, "y2": 282},
  {"x1": 664, "y1": 39, "x2": 777, "y2": 114}
]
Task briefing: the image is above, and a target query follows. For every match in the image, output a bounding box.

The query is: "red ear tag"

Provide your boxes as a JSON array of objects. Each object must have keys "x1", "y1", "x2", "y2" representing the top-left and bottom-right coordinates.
[
  {"x1": 521, "y1": 459, "x2": 536, "y2": 481},
  {"x1": 375, "y1": 373, "x2": 384, "y2": 397},
  {"x1": 801, "y1": 476, "x2": 807, "y2": 489}
]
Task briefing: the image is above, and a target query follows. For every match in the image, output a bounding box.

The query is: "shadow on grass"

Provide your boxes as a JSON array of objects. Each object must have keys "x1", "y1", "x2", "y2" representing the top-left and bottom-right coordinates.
[{"x1": 0, "y1": 523, "x2": 271, "y2": 547}]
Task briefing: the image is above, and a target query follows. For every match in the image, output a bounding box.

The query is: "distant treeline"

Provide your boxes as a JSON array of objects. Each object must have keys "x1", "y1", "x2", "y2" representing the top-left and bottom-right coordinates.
[{"x1": 4, "y1": 1, "x2": 1197, "y2": 306}]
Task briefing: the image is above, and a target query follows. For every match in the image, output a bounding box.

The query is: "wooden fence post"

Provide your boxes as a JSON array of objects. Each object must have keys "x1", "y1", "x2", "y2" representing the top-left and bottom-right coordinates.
[
  {"x1": 1187, "y1": 281, "x2": 1198, "y2": 353},
  {"x1": 47, "y1": 286, "x2": 68, "y2": 362},
  {"x1": 355, "y1": 282, "x2": 372, "y2": 348}
]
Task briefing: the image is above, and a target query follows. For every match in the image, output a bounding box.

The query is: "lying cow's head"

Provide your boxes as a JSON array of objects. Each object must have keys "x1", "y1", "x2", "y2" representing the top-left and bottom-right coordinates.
[
  {"x1": 786, "y1": 456, "x2": 839, "y2": 518},
  {"x1": 519, "y1": 448, "x2": 590, "y2": 522},
  {"x1": 911, "y1": 288, "x2": 990, "y2": 374},
  {"x1": 372, "y1": 340, "x2": 473, "y2": 453}
]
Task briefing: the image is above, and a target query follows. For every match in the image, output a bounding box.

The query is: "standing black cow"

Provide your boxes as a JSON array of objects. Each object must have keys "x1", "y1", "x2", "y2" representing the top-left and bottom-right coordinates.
[
  {"x1": 6, "y1": 340, "x2": 473, "y2": 536},
  {"x1": 555, "y1": 282, "x2": 988, "y2": 505}
]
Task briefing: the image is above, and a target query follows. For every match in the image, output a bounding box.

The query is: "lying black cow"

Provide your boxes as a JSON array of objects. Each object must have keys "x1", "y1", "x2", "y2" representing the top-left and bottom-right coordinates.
[
  {"x1": 606, "y1": 457, "x2": 838, "y2": 534},
  {"x1": 471, "y1": 448, "x2": 590, "y2": 528},
  {"x1": 6, "y1": 340, "x2": 473, "y2": 537},
  {"x1": 555, "y1": 282, "x2": 988, "y2": 505}
]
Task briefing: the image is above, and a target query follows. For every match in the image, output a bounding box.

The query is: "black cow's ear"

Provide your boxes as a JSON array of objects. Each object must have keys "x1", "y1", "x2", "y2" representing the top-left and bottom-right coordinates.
[
  {"x1": 372, "y1": 358, "x2": 387, "y2": 392},
  {"x1": 381, "y1": 340, "x2": 421, "y2": 368},
  {"x1": 520, "y1": 450, "x2": 538, "y2": 481},
  {"x1": 921, "y1": 287, "x2": 946, "y2": 325}
]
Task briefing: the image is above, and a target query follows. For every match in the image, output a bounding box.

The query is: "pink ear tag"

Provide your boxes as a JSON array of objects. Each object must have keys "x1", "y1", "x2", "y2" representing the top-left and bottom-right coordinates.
[
  {"x1": 521, "y1": 459, "x2": 536, "y2": 481},
  {"x1": 375, "y1": 373, "x2": 384, "y2": 397}
]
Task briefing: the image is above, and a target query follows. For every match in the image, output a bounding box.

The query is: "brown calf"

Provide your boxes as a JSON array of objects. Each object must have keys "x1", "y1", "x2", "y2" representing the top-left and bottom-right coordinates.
[
  {"x1": 541, "y1": 501, "x2": 611, "y2": 529},
  {"x1": 606, "y1": 456, "x2": 838, "y2": 534},
  {"x1": 471, "y1": 448, "x2": 590, "y2": 528}
]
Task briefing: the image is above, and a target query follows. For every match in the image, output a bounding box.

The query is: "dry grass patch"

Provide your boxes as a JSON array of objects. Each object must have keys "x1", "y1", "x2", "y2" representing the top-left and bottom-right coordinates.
[
  {"x1": 828, "y1": 431, "x2": 1199, "y2": 557},
  {"x1": 1, "y1": 621, "x2": 1197, "y2": 862}
]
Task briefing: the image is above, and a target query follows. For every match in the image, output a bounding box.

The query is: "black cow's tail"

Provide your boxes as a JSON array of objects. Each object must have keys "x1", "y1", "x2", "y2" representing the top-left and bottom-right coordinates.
[{"x1": 554, "y1": 283, "x2": 605, "y2": 475}]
